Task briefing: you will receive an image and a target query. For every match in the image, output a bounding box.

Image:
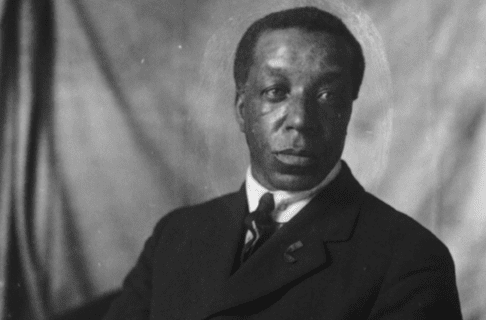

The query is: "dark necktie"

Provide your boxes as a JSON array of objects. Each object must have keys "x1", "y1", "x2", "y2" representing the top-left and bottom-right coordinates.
[{"x1": 240, "y1": 192, "x2": 277, "y2": 263}]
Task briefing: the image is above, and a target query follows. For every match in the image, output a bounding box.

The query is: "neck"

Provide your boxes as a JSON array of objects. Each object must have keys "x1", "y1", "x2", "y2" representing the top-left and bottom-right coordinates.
[{"x1": 246, "y1": 160, "x2": 342, "y2": 213}]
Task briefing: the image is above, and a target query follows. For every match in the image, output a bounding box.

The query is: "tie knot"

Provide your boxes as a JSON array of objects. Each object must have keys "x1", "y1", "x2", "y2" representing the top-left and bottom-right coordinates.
[
  {"x1": 245, "y1": 193, "x2": 276, "y2": 229},
  {"x1": 256, "y1": 192, "x2": 275, "y2": 215}
]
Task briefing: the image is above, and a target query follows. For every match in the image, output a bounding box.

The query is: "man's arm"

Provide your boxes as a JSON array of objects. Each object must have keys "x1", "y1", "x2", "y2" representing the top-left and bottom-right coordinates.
[
  {"x1": 103, "y1": 212, "x2": 174, "y2": 320},
  {"x1": 368, "y1": 229, "x2": 462, "y2": 319}
]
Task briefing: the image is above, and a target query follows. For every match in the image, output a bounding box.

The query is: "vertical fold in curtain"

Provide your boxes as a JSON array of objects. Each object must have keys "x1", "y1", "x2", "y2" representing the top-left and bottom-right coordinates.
[
  {"x1": 0, "y1": 0, "x2": 21, "y2": 317},
  {"x1": 0, "y1": 0, "x2": 58, "y2": 318}
]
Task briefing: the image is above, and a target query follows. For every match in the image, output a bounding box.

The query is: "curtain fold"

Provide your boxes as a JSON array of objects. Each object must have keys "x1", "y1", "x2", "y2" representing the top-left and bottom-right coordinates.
[
  {"x1": 0, "y1": 0, "x2": 58, "y2": 318},
  {"x1": 1, "y1": 0, "x2": 24, "y2": 317},
  {"x1": 0, "y1": 1, "x2": 485, "y2": 319}
]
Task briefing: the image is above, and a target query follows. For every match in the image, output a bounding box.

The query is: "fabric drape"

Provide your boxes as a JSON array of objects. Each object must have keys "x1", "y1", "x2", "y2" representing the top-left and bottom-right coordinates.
[{"x1": 0, "y1": 0, "x2": 485, "y2": 319}]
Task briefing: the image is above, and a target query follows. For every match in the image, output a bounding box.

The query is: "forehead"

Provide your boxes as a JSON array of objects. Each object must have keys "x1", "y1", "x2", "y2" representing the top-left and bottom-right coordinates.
[{"x1": 251, "y1": 28, "x2": 351, "y2": 74}]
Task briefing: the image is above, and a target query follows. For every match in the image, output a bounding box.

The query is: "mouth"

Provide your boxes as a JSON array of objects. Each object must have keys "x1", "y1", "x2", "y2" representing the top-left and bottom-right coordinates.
[{"x1": 274, "y1": 149, "x2": 317, "y2": 167}]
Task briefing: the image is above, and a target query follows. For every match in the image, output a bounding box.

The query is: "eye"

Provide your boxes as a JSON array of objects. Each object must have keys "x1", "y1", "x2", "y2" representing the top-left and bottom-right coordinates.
[
  {"x1": 262, "y1": 86, "x2": 289, "y2": 102},
  {"x1": 317, "y1": 90, "x2": 340, "y2": 105},
  {"x1": 317, "y1": 91, "x2": 333, "y2": 102}
]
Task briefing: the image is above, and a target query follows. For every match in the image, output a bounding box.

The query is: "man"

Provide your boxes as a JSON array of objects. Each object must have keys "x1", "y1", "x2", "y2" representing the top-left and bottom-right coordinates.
[{"x1": 105, "y1": 6, "x2": 462, "y2": 319}]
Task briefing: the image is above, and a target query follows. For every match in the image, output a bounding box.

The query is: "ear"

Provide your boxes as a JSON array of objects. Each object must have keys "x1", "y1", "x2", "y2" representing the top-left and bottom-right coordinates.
[{"x1": 234, "y1": 92, "x2": 246, "y2": 132}]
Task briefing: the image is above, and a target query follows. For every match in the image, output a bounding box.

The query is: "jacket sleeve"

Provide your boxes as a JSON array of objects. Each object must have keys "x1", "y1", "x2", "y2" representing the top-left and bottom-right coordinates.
[
  {"x1": 103, "y1": 212, "x2": 175, "y2": 320},
  {"x1": 368, "y1": 229, "x2": 463, "y2": 320}
]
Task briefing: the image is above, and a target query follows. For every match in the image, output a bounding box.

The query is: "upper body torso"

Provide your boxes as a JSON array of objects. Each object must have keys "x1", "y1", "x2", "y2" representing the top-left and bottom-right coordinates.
[{"x1": 104, "y1": 162, "x2": 462, "y2": 320}]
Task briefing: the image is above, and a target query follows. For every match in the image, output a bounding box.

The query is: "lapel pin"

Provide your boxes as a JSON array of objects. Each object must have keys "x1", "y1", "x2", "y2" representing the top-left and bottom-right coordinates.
[
  {"x1": 287, "y1": 240, "x2": 304, "y2": 252},
  {"x1": 284, "y1": 241, "x2": 304, "y2": 263}
]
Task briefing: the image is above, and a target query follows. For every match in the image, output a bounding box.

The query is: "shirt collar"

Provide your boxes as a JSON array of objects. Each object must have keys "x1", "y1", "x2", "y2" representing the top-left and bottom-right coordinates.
[{"x1": 245, "y1": 160, "x2": 342, "y2": 213}]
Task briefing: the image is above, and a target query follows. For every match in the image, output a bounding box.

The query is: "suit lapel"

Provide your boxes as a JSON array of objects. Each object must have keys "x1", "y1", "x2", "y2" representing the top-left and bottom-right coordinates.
[{"x1": 196, "y1": 162, "x2": 365, "y2": 318}]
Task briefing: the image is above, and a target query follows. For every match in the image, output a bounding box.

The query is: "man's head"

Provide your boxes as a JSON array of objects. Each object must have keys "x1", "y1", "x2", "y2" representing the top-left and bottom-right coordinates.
[
  {"x1": 234, "y1": 7, "x2": 365, "y2": 191},
  {"x1": 234, "y1": 6, "x2": 364, "y2": 102}
]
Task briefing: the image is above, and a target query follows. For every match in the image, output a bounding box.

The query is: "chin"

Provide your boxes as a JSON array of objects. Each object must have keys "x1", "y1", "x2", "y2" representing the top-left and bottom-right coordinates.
[{"x1": 269, "y1": 173, "x2": 322, "y2": 192}]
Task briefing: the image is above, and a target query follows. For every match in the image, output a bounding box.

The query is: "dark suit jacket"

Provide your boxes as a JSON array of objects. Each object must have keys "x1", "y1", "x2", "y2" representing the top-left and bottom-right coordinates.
[{"x1": 104, "y1": 162, "x2": 462, "y2": 319}]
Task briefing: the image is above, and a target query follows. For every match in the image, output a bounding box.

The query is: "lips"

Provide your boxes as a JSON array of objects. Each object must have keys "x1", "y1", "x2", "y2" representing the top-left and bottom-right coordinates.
[{"x1": 274, "y1": 149, "x2": 317, "y2": 166}]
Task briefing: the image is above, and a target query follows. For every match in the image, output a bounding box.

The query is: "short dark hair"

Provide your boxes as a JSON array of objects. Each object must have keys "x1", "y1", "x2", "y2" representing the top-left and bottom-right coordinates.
[{"x1": 233, "y1": 6, "x2": 365, "y2": 100}]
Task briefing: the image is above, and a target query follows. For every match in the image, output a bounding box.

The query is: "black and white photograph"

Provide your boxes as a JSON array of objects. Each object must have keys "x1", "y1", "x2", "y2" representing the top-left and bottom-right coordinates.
[{"x1": 0, "y1": 0, "x2": 484, "y2": 319}]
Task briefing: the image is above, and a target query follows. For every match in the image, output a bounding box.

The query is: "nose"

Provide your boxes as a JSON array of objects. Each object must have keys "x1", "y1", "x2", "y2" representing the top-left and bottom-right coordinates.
[{"x1": 284, "y1": 95, "x2": 319, "y2": 133}]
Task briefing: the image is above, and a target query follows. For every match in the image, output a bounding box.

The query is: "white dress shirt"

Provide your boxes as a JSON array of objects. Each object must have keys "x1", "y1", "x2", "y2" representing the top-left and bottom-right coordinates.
[{"x1": 244, "y1": 160, "x2": 342, "y2": 243}]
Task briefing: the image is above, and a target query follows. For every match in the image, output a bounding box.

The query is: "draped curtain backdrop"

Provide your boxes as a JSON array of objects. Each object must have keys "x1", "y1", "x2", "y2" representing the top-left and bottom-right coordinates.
[{"x1": 0, "y1": 0, "x2": 485, "y2": 319}]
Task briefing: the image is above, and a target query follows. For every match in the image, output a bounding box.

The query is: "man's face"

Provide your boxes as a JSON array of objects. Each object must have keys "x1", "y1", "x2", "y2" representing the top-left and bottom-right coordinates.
[{"x1": 236, "y1": 28, "x2": 354, "y2": 191}]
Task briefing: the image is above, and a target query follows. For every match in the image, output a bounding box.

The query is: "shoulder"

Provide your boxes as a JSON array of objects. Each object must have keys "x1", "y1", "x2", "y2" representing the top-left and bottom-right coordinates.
[
  {"x1": 361, "y1": 192, "x2": 448, "y2": 245},
  {"x1": 358, "y1": 194, "x2": 462, "y2": 318},
  {"x1": 149, "y1": 190, "x2": 242, "y2": 239},
  {"x1": 357, "y1": 192, "x2": 455, "y2": 274}
]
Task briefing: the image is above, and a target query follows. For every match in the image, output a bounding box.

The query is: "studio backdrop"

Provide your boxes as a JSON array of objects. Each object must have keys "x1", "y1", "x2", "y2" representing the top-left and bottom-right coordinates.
[{"x1": 0, "y1": 0, "x2": 485, "y2": 319}]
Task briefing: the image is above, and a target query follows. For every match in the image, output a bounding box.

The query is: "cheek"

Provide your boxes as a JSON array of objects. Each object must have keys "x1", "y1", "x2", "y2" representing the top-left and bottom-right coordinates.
[
  {"x1": 246, "y1": 103, "x2": 285, "y2": 139},
  {"x1": 250, "y1": 120, "x2": 277, "y2": 150},
  {"x1": 244, "y1": 114, "x2": 272, "y2": 152},
  {"x1": 320, "y1": 106, "x2": 351, "y2": 130}
]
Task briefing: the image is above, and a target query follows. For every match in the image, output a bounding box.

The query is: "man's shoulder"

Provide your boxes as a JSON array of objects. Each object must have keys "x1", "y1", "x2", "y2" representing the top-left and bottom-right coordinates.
[
  {"x1": 174, "y1": 190, "x2": 242, "y2": 216},
  {"x1": 357, "y1": 192, "x2": 460, "y2": 318},
  {"x1": 357, "y1": 191, "x2": 452, "y2": 262},
  {"x1": 151, "y1": 190, "x2": 243, "y2": 233}
]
